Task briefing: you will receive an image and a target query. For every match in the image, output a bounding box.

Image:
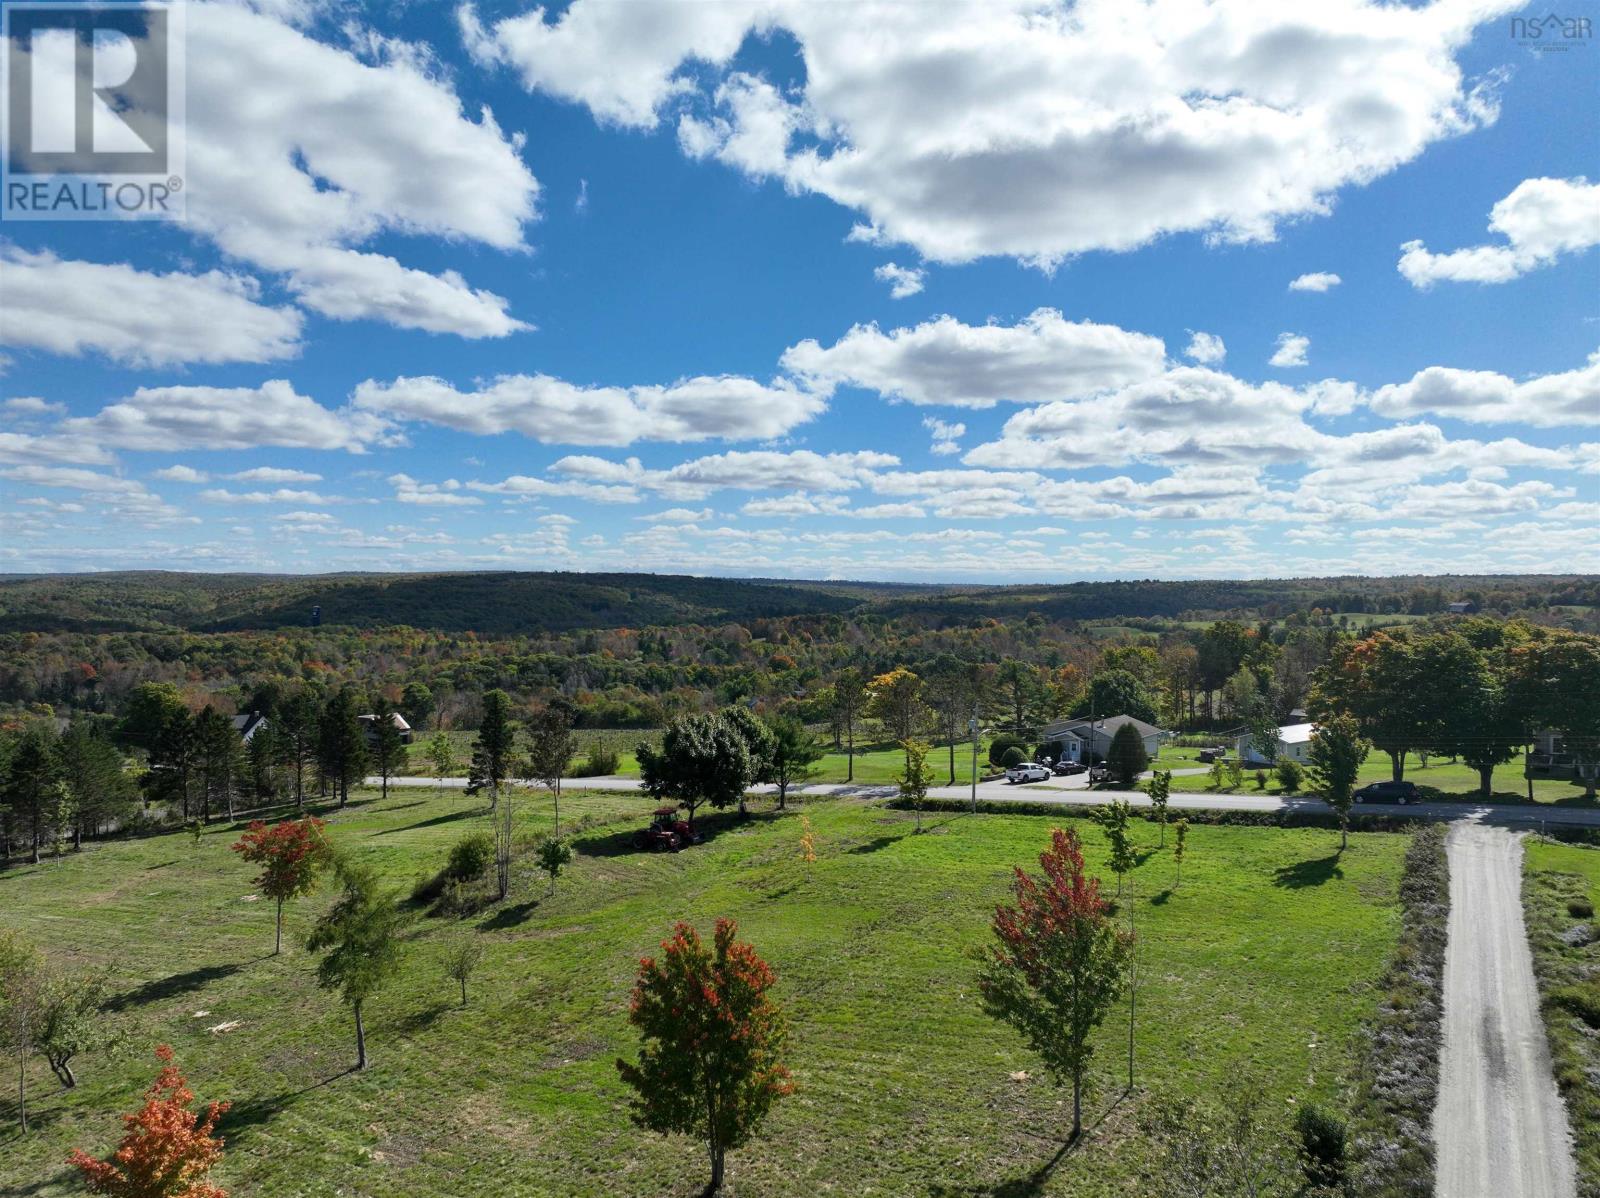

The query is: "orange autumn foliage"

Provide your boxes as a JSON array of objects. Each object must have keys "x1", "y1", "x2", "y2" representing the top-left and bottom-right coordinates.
[{"x1": 69, "y1": 1045, "x2": 230, "y2": 1198}]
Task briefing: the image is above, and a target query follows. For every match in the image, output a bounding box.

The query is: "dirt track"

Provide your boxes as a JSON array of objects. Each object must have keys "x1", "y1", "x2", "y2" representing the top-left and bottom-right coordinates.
[{"x1": 1433, "y1": 823, "x2": 1576, "y2": 1198}]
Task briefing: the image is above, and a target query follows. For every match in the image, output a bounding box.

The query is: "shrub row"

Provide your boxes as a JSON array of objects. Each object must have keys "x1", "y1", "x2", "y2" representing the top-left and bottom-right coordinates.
[
  {"x1": 1346, "y1": 823, "x2": 1450, "y2": 1198},
  {"x1": 898, "y1": 794, "x2": 1417, "y2": 834}
]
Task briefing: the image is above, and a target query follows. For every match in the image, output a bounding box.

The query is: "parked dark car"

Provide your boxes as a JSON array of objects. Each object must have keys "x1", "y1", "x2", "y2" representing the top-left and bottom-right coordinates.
[
  {"x1": 1052, "y1": 761, "x2": 1087, "y2": 776},
  {"x1": 1352, "y1": 780, "x2": 1421, "y2": 805}
]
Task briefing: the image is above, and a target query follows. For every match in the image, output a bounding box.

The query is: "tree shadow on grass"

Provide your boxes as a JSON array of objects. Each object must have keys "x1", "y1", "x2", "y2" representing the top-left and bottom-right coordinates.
[
  {"x1": 1273, "y1": 853, "x2": 1344, "y2": 889},
  {"x1": 1150, "y1": 889, "x2": 1173, "y2": 906},
  {"x1": 847, "y1": 834, "x2": 905, "y2": 855},
  {"x1": 216, "y1": 1067, "x2": 356, "y2": 1139},
  {"x1": 105, "y1": 962, "x2": 249, "y2": 1012},
  {"x1": 374, "y1": 807, "x2": 481, "y2": 836},
  {"x1": 572, "y1": 809, "x2": 775, "y2": 859},
  {"x1": 926, "y1": 1093, "x2": 1124, "y2": 1198},
  {"x1": 478, "y1": 898, "x2": 542, "y2": 931},
  {"x1": 392, "y1": 1001, "x2": 451, "y2": 1037},
  {"x1": 0, "y1": 1164, "x2": 77, "y2": 1195}
]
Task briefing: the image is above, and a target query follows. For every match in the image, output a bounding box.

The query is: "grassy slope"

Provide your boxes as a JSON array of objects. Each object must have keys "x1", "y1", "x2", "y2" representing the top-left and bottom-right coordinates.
[
  {"x1": 1522, "y1": 839, "x2": 1600, "y2": 1197},
  {"x1": 2, "y1": 791, "x2": 1408, "y2": 1197}
]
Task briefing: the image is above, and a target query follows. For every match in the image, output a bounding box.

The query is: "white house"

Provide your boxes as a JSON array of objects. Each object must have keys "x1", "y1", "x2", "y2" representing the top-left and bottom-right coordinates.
[
  {"x1": 1236, "y1": 722, "x2": 1315, "y2": 767},
  {"x1": 1038, "y1": 715, "x2": 1164, "y2": 764},
  {"x1": 231, "y1": 712, "x2": 269, "y2": 744},
  {"x1": 358, "y1": 712, "x2": 413, "y2": 745}
]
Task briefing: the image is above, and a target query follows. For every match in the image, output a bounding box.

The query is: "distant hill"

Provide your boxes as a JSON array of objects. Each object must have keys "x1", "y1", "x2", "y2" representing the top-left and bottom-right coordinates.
[
  {"x1": 0, "y1": 570, "x2": 1592, "y2": 636},
  {"x1": 0, "y1": 571, "x2": 861, "y2": 636}
]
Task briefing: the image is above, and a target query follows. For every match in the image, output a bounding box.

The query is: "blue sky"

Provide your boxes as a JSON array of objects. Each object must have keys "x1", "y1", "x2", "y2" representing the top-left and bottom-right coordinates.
[{"x1": 1, "y1": 0, "x2": 1596, "y2": 580}]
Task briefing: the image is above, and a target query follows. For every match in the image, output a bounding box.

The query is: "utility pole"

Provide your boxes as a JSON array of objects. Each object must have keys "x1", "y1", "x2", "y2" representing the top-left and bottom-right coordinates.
[
  {"x1": 1127, "y1": 871, "x2": 1137, "y2": 1091},
  {"x1": 969, "y1": 712, "x2": 980, "y2": 814}
]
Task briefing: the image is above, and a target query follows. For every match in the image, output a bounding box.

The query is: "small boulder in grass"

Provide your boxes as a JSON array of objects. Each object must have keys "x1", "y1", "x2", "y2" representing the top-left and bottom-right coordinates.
[{"x1": 1561, "y1": 923, "x2": 1593, "y2": 948}]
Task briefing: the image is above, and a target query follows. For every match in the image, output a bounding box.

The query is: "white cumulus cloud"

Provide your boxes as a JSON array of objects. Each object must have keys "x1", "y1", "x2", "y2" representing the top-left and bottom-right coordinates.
[
  {"x1": 1398, "y1": 177, "x2": 1600, "y2": 286},
  {"x1": 467, "y1": 0, "x2": 1511, "y2": 265},
  {"x1": 782, "y1": 309, "x2": 1166, "y2": 408}
]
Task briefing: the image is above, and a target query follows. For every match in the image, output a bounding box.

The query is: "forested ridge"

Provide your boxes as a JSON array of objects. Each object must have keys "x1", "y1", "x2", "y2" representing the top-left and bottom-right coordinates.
[{"x1": 1, "y1": 570, "x2": 1595, "y2": 636}]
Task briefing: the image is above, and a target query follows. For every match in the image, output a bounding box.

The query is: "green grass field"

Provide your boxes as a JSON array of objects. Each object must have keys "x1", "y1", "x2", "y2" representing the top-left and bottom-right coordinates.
[
  {"x1": 402, "y1": 731, "x2": 1007, "y2": 787},
  {"x1": 1165, "y1": 754, "x2": 1589, "y2": 805},
  {"x1": 0, "y1": 788, "x2": 1410, "y2": 1196}
]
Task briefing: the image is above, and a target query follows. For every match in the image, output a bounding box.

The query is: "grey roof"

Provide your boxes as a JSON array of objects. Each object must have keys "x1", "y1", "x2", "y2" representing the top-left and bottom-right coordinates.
[{"x1": 1042, "y1": 714, "x2": 1163, "y2": 740}]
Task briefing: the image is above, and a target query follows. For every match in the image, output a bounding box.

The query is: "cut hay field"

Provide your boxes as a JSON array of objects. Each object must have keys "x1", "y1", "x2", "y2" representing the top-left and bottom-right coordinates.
[{"x1": 1, "y1": 788, "x2": 1411, "y2": 1196}]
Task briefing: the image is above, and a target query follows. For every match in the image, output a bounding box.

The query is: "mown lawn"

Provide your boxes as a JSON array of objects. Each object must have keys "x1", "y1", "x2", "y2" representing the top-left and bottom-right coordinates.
[
  {"x1": 1, "y1": 790, "x2": 1411, "y2": 1196},
  {"x1": 402, "y1": 732, "x2": 1009, "y2": 787},
  {"x1": 1165, "y1": 755, "x2": 1588, "y2": 805}
]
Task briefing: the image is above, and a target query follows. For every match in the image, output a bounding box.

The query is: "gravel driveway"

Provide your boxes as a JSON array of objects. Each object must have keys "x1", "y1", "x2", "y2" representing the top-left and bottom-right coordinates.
[{"x1": 1433, "y1": 822, "x2": 1576, "y2": 1198}]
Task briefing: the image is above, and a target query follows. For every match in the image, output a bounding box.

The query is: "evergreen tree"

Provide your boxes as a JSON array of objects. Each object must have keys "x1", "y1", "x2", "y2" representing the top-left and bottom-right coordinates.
[
  {"x1": 317, "y1": 690, "x2": 368, "y2": 809},
  {"x1": 194, "y1": 707, "x2": 244, "y2": 823},
  {"x1": 4, "y1": 730, "x2": 60, "y2": 864},
  {"x1": 276, "y1": 694, "x2": 319, "y2": 811},
  {"x1": 1107, "y1": 723, "x2": 1150, "y2": 786},
  {"x1": 370, "y1": 706, "x2": 406, "y2": 802},
  {"x1": 57, "y1": 723, "x2": 136, "y2": 850},
  {"x1": 306, "y1": 858, "x2": 405, "y2": 1071}
]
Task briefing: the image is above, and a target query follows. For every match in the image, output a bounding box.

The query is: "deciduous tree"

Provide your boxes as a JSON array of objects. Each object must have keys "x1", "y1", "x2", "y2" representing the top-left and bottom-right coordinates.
[
  {"x1": 638, "y1": 713, "x2": 754, "y2": 829},
  {"x1": 829, "y1": 669, "x2": 868, "y2": 782},
  {"x1": 978, "y1": 828, "x2": 1132, "y2": 1141},
  {"x1": 1173, "y1": 819, "x2": 1188, "y2": 888},
  {"x1": 537, "y1": 836, "x2": 572, "y2": 895},
  {"x1": 424, "y1": 730, "x2": 457, "y2": 794},
  {"x1": 616, "y1": 919, "x2": 793, "y2": 1196},
  {"x1": 1309, "y1": 714, "x2": 1368, "y2": 850},
  {"x1": 231, "y1": 817, "x2": 334, "y2": 955},
  {"x1": 0, "y1": 931, "x2": 43, "y2": 1131},
  {"x1": 866, "y1": 668, "x2": 926, "y2": 755},
  {"x1": 1146, "y1": 770, "x2": 1172, "y2": 845},
  {"x1": 1095, "y1": 801, "x2": 1136, "y2": 895},
  {"x1": 69, "y1": 1044, "x2": 229, "y2": 1198},
  {"x1": 719, "y1": 706, "x2": 775, "y2": 819},
  {"x1": 896, "y1": 738, "x2": 936, "y2": 833},
  {"x1": 35, "y1": 968, "x2": 125, "y2": 1089},
  {"x1": 1514, "y1": 633, "x2": 1600, "y2": 799},
  {"x1": 527, "y1": 703, "x2": 577, "y2": 834},
  {"x1": 443, "y1": 939, "x2": 483, "y2": 1008},
  {"x1": 1084, "y1": 669, "x2": 1160, "y2": 727}
]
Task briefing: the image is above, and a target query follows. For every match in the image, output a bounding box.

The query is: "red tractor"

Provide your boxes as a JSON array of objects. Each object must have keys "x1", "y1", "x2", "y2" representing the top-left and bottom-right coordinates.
[{"x1": 632, "y1": 805, "x2": 705, "y2": 852}]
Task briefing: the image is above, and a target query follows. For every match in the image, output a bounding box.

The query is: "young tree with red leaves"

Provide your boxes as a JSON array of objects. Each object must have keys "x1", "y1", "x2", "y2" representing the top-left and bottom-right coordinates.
[
  {"x1": 69, "y1": 1043, "x2": 230, "y2": 1198},
  {"x1": 616, "y1": 919, "x2": 794, "y2": 1196},
  {"x1": 978, "y1": 827, "x2": 1133, "y2": 1141},
  {"x1": 230, "y1": 818, "x2": 334, "y2": 955}
]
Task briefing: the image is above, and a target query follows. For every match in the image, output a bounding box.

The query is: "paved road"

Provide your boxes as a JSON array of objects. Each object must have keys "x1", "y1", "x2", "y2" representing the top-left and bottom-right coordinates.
[
  {"x1": 370, "y1": 773, "x2": 1600, "y2": 828},
  {"x1": 1433, "y1": 823, "x2": 1576, "y2": 1198}
]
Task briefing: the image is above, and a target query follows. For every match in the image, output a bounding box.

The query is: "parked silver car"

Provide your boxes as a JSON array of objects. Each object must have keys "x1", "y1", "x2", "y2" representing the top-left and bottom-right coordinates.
[{"x1": 1006, "y1": 762, "x2": 1051, "y2": 783}]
